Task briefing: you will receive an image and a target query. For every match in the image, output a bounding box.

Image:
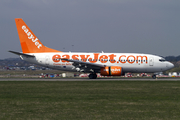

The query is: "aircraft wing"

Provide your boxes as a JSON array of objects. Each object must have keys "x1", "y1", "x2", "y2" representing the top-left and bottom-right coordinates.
[{"x1": 61, "y1": 58, "x2": 106, "y2": 72}]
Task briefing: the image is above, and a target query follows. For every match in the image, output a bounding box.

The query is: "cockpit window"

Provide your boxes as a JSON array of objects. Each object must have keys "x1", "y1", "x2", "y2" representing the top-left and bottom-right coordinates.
[{"x1": 159, "y1": 58, "x2": 166, "y2": 62}]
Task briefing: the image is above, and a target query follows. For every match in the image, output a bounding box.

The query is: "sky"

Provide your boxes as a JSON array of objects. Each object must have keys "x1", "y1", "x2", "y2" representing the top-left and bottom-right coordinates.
[{"x1": 0, "y1": 0, "x2": 180, "y2": 59}]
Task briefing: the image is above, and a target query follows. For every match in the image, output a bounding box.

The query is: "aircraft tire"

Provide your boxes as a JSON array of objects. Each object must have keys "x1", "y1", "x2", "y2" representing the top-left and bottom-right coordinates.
[
  {"x1": 93, "y1": 74, "x2": 97, "y2": 79},
  {"x1": 152, "y1": 75, "x2": 156, "y2": 79},
  {"x1": 89, "y1": 73, "x2": 97, "y2": 79}
]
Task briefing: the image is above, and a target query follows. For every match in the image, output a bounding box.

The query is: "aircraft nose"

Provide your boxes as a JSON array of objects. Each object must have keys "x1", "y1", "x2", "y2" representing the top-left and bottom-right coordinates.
[{"x1": 167, "y1": 62, "x2": 174, "y2": 69}]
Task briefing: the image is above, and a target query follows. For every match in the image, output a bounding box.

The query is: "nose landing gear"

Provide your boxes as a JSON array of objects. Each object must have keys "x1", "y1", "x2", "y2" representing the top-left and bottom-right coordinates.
[{"x1": 88, "y1": 73, "x2": 97, "y2": 79}]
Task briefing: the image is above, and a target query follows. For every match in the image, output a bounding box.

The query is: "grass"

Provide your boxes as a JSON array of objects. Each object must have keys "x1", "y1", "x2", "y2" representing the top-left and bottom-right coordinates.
[
  {"x1": 0, "y1": 70, "x2": 63, "y2": 75},
  {"x1": 0, "y1": 81, "x2": 180, "y2": 120}
]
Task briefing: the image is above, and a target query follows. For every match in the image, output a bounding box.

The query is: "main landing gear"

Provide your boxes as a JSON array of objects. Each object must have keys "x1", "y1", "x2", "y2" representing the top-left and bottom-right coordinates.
[
  {"x1": 152, "y1": 74, "x2": 157, "y2": 79},
  {"x1": 88, "y1": 73, "x2": 97, "y2": 79}
]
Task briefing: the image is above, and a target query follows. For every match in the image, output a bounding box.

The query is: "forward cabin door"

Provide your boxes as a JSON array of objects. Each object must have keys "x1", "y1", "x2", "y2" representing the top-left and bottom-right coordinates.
[{"x1": 149, "y1": 57, "x2": 154, "y2": 66}]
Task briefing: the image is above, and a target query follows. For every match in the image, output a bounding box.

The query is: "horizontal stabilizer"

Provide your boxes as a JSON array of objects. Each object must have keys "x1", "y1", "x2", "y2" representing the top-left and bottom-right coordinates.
[{"x1": 9, "y1": 51, "x2": 35, "y2": 57}]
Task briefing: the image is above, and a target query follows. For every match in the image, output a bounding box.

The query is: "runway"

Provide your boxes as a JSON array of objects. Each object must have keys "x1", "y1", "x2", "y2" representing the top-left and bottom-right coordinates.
[{"x1": 1, "y1": 78, "x2": 180, "y2": 81}]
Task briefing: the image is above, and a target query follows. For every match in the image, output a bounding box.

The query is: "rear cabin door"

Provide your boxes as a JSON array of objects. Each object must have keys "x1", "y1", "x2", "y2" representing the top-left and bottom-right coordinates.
[{"x1": 45, "y1": 56, "x2": 50, "y2": 65}]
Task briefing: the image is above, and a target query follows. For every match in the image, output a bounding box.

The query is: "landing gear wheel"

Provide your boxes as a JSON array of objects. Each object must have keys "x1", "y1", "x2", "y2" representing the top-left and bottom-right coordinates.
[
  {"x1": 93, "y1": 74, "x2": 97, "y2": 79},
  {"x1": 152, "y1": 75, "x2": 156, "y2": 79},
  {"x1": 89, "y1": 74, "x2": 93, "y2": 79},
  {"x1": 89, "y1": 73, "x2": 97, "y2": 79}
]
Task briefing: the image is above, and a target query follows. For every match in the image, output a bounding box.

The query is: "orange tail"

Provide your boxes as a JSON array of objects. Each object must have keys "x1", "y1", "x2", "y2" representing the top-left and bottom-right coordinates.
[{"x1": 15, "y1": 18, "x2": 61, "y2": 53}]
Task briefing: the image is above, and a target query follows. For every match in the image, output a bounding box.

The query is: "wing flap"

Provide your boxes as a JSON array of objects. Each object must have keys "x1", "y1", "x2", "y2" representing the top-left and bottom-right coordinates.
[{"x1": 61, "y1": 58, "x2": 106, "y2": 70}]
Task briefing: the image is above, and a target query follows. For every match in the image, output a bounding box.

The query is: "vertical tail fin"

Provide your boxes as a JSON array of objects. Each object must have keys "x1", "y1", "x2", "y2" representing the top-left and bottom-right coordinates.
[{"x1": 15, "y1": 18, "x2": 61, "y2": 53}]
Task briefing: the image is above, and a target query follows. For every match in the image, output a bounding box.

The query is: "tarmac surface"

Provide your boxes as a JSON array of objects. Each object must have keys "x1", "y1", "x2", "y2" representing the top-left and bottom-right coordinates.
[{"x1": 1, "y1": 78, "x2": 180, "y2": 81}]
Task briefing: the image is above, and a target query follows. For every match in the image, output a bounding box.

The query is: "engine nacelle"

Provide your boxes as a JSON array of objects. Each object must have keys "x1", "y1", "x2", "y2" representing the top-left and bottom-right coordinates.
[{"x1": 100, "y1": 66, "x2": 123, "y2": 76}]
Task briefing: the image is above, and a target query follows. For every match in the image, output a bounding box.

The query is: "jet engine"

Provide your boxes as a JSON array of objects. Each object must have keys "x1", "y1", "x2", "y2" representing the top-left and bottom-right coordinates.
[{"x1": 100, "y1": 66, "x2": 123, "y2": 76}]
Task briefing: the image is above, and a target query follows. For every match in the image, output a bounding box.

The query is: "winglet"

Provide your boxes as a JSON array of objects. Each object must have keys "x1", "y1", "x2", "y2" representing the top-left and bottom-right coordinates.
[{"x1": 15, "y1": 18, "x2": 61, "y2": 53}]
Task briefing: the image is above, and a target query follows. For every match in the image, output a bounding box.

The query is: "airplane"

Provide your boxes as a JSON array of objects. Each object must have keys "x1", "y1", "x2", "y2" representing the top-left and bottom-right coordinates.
[{"x1": 9, "y1": 18, "x2": 174, "y2": 79}]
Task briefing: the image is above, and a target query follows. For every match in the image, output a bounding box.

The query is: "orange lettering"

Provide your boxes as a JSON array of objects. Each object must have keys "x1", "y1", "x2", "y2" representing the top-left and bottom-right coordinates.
[
  {"x1": 66, "y1": 63, "x2": 72, "y2": 65},
  {"x1": 136, "y1": 56, "x2": 148, "y2": 63},
  {"x1": 53, "y1": 63, "x2": 61, "y2": 65},
  {"x1": 127, "y1": 55, "x2": 135, "y2": 64},
  {"x1": 80, "y1": 55, "x2": 90, "y2": 62},
  {"x1": 99, "y1": 55, "x2": 108, "y2": 63},
  {"x1": 62, "y1": 55, "x2": 70, "y2": 62},
  {"x1": 89, "y1": 53, "x2": 99, "y2": 63},
  {"x1": 119, "y1": 55, "x2": 126, "y2": 64},
  {"x1": 109, "y1": 54, "x2": 116, "y2": 63},
  {"x1": 72, "y1": 55, "x2": 79, "y2": 60},
  {"x1": 52, "y1": 54, "x2": 61, "y2": 62}
]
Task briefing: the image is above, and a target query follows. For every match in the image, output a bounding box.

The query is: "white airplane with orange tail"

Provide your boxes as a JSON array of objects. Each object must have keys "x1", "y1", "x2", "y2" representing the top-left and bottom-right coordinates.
[{"x1": 9, "y1": 18, "x2": 174, "y2": 79}]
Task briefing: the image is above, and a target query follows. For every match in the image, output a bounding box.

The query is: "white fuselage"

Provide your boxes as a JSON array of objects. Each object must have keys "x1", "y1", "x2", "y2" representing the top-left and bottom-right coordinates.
[{"x1": 20, "y1": 52, "x2": 174, "y2": 73}]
